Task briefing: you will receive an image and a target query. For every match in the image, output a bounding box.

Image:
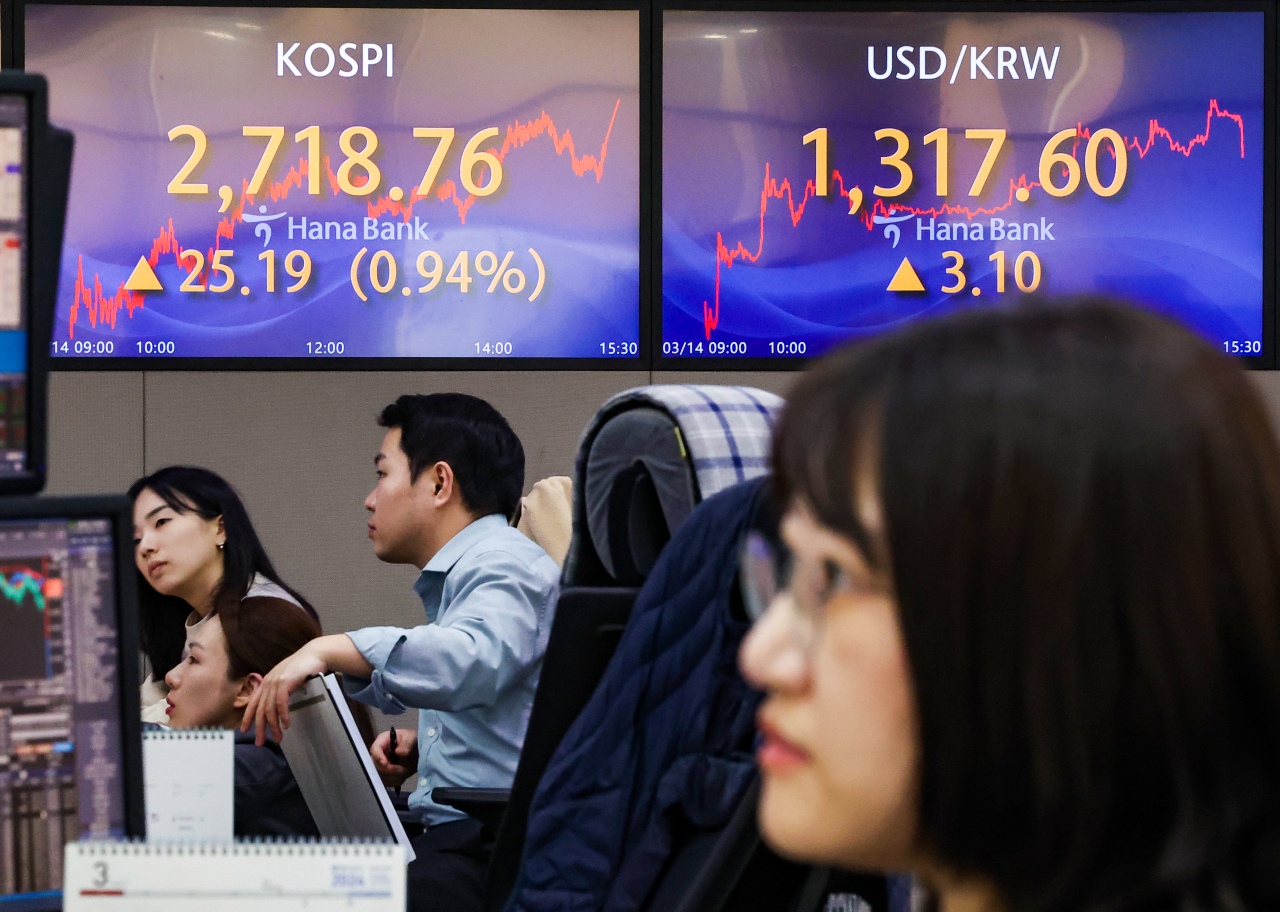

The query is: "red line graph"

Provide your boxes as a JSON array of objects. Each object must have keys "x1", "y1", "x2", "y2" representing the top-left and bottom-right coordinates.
[
  {"x1": 701, "y1": 99, "x2": 1247, "y2": 339},
  {"x1": 69, "y1": 100, "x2": 622, "y2": 339}
]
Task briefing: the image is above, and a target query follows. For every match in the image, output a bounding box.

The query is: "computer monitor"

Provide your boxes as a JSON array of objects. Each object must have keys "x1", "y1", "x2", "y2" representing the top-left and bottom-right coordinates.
[
  {"x1": 0, "y1": 73, "x2": 73, "y2": 494},
  {"x1": 0, "y1": 496, "x2": 143, "y2": 911},
  {"x1": 24, "y1": 5, "x2": 642, "y2": 367},
  {"x1": 659, "y1": 5, "x2": 1273, "y2": 367}
]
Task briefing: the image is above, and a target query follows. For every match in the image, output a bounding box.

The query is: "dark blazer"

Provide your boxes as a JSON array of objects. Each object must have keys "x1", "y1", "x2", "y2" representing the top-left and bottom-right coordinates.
[
  {"x1": 141, "y1": 722, "x2": 318, "y2": 838},
  {"x1": 233, "y1": 729, "x2": 319, "y2": 838}
]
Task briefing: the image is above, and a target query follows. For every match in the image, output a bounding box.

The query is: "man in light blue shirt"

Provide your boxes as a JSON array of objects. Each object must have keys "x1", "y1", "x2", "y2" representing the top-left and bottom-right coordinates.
[{"x1": 244, "y1": 393, "x2": 559, "y2": 912}]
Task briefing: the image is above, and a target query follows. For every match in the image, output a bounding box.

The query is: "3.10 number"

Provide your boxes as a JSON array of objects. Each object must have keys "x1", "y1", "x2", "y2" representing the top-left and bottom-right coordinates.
[{"x1": 940, "y1": 250, "x2": 1042, "y2": 294}]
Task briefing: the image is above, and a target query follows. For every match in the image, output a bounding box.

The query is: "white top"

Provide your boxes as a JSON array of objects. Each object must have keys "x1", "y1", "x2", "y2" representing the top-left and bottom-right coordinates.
[{"x1": 139, "y1": 573, "x2": 305, "y2": 724}]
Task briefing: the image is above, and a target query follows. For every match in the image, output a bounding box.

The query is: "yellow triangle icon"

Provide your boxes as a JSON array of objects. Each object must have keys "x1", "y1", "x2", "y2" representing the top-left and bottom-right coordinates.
[
  {"x1": 886, "y1": 257, "x2": 925, "y2": 292},
  {"x1": 123, "y1": 257, "x2": 163, "y2": 292}
]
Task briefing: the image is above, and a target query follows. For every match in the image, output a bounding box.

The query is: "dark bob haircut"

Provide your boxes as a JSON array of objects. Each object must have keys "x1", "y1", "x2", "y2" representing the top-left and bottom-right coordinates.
[
  {"x1": 378, "y1": 393, "x2": 524, "y2": 520},
  {"x1": 774, "y1": 300, "x2": 1280, "y2": 912},
  {"x1": 128, "y1": 466, "x2": 317, "y2": 679}
]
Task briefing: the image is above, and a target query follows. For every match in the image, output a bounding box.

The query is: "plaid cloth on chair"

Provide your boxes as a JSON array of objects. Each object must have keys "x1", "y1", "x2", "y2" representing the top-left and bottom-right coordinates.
[
  {"x1": 622, "y1": 385, "x2": 783, "y2": 498},
  {"x1": 562, "y1": 382, "x2": 784, "y2": 586},
  {"x1": 578, "y1": 384, "x2": 784, "y2": 501}
]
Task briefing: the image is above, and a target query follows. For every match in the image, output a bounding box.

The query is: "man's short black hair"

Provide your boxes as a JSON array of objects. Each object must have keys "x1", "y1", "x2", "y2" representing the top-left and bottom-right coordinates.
[{"x1": 378, "y1": 393, "x2": 524, "y2": 519}]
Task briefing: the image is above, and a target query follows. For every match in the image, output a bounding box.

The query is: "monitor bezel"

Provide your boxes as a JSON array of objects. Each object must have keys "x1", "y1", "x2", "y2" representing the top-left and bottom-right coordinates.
[
  {"x1": 9, "y1": 0, "x2": 653, "y2": 371},
  {"x1": 652, "y1": 0, "x2": 1278, "y2": 371},
  {"x1": 0, "y1": 494, "x2": 146, "y2": 871}
]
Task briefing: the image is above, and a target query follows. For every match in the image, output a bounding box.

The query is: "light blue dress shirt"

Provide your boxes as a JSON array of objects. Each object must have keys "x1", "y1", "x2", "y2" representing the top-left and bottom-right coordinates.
[{"x1": 344, "y1": 513, "x2": 560, "y2": 826}]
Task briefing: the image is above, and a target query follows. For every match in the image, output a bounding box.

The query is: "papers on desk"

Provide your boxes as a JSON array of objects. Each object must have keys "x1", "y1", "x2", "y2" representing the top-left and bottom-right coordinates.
[
  {"x1": 142, "y1": 729, "x2": 233, "y2": 842},
  {"x1": 63, "y1": 840, "x2": 406, "y2": 910}
]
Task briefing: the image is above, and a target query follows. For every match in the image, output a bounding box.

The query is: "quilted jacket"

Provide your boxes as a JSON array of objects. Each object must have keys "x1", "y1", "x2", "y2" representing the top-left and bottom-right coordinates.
[{"x1": 504, "y1": 478, "x2": 767, "y2": 912}]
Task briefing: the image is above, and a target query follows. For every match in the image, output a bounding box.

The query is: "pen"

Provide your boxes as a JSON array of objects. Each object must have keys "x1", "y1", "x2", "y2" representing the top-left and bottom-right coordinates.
[{"x1": 388, "y1": 727, "x2": 400, "y2": 795}]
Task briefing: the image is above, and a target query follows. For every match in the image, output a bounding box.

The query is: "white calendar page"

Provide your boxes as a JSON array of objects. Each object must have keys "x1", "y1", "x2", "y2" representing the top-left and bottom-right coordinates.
[
  {"x1": 64, "y1": 841, "x2": 406, "y2": 911},
  {"x1": 143, "y1": 729, "x2": 234, "y2": 842}
]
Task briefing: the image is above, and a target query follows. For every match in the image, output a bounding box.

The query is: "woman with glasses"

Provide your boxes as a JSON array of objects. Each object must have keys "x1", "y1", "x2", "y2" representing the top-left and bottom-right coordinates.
[{"x1": 740, "y1": 300, "x2": 1280, "y2": 912}]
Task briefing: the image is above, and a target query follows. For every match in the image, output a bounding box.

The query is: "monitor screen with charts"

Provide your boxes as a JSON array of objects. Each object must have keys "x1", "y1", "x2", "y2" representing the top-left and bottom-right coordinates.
[
  {"x1": 660, "y1": 5, "x2": 1273, "y2": 365},
  {"x1": 0, "y1": 94, "x2": 31, "y2": 482},
  {"x1": 25, "y1": 4, "x2": 643, "y2": 365},
  {"x1": 0, "y1": 497, "x2": 142, "y2": 910}
]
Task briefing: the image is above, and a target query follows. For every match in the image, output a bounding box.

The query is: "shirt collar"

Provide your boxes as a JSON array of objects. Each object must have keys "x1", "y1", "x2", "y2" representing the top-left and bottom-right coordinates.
[{"x1": 420, "y1": 513, "x2": 510, "y2": 576}]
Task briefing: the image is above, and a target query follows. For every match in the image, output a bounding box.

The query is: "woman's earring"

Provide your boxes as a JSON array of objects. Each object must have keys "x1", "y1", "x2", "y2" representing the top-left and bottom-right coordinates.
[{"x1": 217, "y1": 542, "x2": 225, "y2": 550}]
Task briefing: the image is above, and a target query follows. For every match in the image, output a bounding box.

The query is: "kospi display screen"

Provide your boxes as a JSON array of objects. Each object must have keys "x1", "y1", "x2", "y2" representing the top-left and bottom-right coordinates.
[
  {"x1": 28, "y1": 6, "x2": 641, "y2": 363},
  {"x1": 661, "y1": 8, "x2": 1270, "y2": 362}
]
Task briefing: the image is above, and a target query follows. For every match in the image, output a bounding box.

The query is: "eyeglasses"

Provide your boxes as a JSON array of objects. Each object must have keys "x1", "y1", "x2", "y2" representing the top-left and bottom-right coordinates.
[
  {"x1": 741, "y1": 529, "x2": 830, "y2": 656},
  {"x1": 740, "y1": 528, "x2": 888, "y2": 656},
  {"x1": 740, "y1": 530, "x2": 791, "y2": 623}
]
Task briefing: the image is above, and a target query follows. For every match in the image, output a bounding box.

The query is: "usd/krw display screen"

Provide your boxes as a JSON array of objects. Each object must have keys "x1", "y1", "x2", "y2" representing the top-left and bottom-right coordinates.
[
  {"x1": 29, "y1": 6, "x2": 640, "y2": 361},
  {"x1": 662, "y1": 10, "x2": 1267, "y2": 361}
]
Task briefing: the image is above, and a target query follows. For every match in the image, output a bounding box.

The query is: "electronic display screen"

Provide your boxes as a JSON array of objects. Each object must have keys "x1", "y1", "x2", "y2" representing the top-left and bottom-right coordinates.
[
  {"x1": 0, "y1": 97, "x2": 28, "y2": 477},
  {"x1": 0, "y1": 517, "x2": 127, "y2": 903},
  {"x1": 28, "y1": 6, "x2": 641, "y2": 362},
  {"x1": 661, "y1": 9, "x2": 1269, "y2": 361}
]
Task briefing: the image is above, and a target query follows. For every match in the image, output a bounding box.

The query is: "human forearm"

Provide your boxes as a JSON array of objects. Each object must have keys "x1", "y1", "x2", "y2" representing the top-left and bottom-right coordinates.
[
  {"x1": 311, "y1": 633, "x2": 375, "y2": 679},
  {"x1": 241, "y1": 634, "x2": 374, "y2": 745}
]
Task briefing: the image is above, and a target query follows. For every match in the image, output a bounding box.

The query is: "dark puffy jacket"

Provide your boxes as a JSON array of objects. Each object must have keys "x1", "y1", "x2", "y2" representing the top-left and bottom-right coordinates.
[{"x1": 505, "y1": 478, "x2": 766, "y2": 912}]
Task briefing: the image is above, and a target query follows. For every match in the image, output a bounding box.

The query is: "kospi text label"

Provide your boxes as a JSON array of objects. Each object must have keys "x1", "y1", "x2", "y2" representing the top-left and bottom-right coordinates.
[{"x1": 277, "y1": 42, "x2": 394, "y2": 78}]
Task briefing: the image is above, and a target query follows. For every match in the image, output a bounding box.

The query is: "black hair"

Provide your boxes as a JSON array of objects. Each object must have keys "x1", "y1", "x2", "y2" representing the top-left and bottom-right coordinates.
[
  {"x1": 378, "y1": 393, "x2": 524, "y2": 519},
  {"x1": 220, "y1": 596, "x2": 322, "y2": 681},
  {"x1": 774, "y1": 299, "x2": 1280, "y2": 912},
  {"x1": 128, "y1": 466, "x2": 318, "y2": 679}
]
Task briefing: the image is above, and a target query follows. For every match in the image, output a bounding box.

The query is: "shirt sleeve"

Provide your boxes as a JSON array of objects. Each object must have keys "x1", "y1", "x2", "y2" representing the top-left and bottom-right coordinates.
[{"x1": 343, "y1": 552, "x2": 553, "y2": 714}]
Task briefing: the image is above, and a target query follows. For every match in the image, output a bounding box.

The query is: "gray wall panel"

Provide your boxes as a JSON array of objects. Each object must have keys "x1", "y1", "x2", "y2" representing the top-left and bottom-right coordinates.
[
  {"x1": 653, "y1": 371, "x2": 800, "y2": 399},
  {"x1": 46, "y1": 371, "x2": 145, "y2": 495}
]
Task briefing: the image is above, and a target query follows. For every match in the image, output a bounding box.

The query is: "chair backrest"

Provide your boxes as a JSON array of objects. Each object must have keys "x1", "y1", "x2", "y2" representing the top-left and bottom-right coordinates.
[
  {"x1": 486, "y1": 587, "x2": 639, "y2": 912},
  {"x1": 564, "y1": 385, "x2": 783, "y2": 588},
  {"x1": 641, "y1": 777, "x2": 895, "y2": 912},
  {"x1": 495, "y1": 388, "x2": 783, "y2": 911}
]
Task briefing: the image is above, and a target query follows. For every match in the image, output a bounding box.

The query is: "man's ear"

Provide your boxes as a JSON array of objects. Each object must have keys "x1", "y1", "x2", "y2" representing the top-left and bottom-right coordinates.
[
  {"x1": 232, "y1": 672, "x2": 264, "y2": 709},
  {"x1": 431, "y1": 461, "x2": 455, "y2": 504}
]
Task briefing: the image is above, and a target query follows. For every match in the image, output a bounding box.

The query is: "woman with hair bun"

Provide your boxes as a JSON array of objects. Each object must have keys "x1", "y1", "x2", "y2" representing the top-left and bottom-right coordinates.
[
  {"x1": 160, "y1": 595, "x2": 321, "y2": 837},
  {"x1": 740, "y1": 300, "x2": 1280, "y2": 912},
  {"x1": 130, "y1": 466, "x2": 317, "y2": 723}
]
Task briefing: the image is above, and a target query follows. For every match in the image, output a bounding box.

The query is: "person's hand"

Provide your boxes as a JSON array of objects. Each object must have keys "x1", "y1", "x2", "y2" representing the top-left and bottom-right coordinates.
[
  {"x1": 240, "y1": 640, "x2": 328, "y2": 745},
  {"x1": 370, "y1": 728, "x2": 419, "y2": 788}
]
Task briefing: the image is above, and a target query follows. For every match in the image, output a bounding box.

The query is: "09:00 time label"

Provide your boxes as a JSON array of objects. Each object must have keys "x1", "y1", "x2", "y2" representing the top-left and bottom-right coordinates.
[{"x1": 53, "y1": 340, "x2": 118, "y2": 355}]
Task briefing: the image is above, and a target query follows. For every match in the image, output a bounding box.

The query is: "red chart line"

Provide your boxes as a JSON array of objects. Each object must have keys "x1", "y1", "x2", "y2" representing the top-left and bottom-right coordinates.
[
  {"x1": 69, "y1": 100, "x2": 623, "y2": 339},
  {"x1": 701, "y1": 98, "x2": 1247, "y2": 339}
]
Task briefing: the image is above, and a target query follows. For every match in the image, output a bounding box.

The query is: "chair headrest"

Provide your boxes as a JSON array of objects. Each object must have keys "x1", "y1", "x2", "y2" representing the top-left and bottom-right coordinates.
[
  {"x1": 564, "y1": 385, "x2": 784, "y2": 587},
  {"x1": 585, "y1": 407, "x2": 694, "y2": 583}
]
